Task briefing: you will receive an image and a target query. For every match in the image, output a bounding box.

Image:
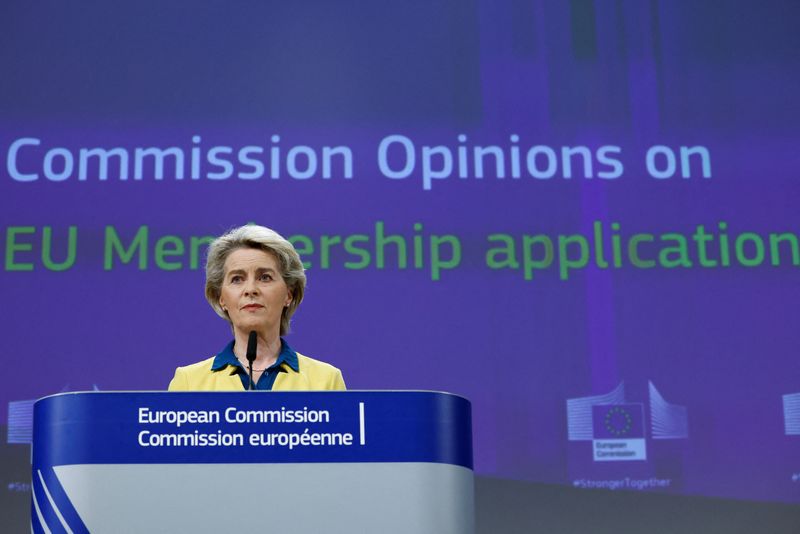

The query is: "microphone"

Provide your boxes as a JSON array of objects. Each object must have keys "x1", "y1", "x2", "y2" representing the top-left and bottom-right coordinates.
[{"x1": 246, "y1": 331, "x2": 257, "y2": 391}]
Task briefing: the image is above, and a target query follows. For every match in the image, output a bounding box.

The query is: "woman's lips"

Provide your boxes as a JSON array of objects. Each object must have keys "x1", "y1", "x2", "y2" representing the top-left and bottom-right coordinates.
[{"x1": 241, "y1": 304, "x2": 264, "y2": 311}]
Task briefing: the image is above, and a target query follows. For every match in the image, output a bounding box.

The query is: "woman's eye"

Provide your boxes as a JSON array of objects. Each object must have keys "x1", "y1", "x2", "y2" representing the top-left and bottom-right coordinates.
[
  {"x1": 230, "y1": 275, "x2": 242, "y2": 283},
  {"x1": 260, "y1": 273, "x2": 273, "y2": 282}
]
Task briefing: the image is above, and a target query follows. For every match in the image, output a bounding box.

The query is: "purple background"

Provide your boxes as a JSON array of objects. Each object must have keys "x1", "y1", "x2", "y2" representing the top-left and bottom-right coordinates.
[{"x1": 1, "y1": 0, "x2": 799, "y2": 505}]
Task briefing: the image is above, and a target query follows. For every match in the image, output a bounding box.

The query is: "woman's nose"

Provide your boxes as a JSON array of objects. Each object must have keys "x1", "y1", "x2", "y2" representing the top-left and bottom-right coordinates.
[{"x1": 243, "y1": 278, "x2": 260, "y2": 296}]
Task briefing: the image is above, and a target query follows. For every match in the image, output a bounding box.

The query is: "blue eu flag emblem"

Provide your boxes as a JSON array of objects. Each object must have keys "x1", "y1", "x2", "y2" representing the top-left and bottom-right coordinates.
[{"x1": 592, "y1": 404, "x2": 645, "y2": 439}]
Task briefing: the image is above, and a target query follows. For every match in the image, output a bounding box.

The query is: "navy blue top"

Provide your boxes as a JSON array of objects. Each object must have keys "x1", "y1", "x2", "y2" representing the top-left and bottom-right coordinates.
[{"x1": 210, "y1": 339, "x2": 300, "y2": 390}]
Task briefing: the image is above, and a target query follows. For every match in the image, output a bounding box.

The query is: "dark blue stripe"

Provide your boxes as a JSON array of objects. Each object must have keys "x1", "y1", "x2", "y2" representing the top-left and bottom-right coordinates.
[
  {"x1": 40, "y1": 467, "x2": 91, "y2": 534},
  {"x1": 32, "y1": 469, "x2": 67, "y2": 534},
  {"x1": 31, "y1": 499, "x2": 46, "y2": 534}
]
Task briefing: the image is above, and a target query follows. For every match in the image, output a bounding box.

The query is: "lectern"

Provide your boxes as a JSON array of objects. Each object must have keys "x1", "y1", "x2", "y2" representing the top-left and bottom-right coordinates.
[{"x1": 32, "y1": 391, "x2": 473, "y2": 533}]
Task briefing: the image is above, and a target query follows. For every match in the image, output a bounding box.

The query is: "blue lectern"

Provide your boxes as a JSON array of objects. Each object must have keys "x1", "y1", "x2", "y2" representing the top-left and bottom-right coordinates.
[{"x1": 32, "y1": 391, "x2": 474, "y2": 533}]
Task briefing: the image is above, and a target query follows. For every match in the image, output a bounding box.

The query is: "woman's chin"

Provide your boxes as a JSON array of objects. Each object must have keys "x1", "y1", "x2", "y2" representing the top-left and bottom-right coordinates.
[{"x1": 234, "y1": 320, "x2": 271, "y2": 336}]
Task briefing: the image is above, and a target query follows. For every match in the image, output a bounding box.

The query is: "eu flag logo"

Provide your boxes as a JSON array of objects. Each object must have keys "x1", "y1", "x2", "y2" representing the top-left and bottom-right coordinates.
[{"x1": 592, "y1": 404, "x2": 645, "y2": 439}]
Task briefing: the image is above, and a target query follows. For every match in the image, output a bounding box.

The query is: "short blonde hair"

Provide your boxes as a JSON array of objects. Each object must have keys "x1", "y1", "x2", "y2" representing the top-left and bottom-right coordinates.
[{"x1": 205, "y1": 225, "x2": 306, "y2": 336}]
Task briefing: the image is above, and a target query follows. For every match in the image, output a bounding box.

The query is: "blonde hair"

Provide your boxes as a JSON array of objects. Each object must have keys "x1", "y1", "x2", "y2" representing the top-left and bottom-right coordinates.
[{"x1": 205, "y1": 225, "x2": 306, "y2": 336}]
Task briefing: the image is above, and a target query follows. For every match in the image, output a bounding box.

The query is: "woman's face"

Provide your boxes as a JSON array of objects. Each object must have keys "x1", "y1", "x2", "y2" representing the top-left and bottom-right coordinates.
[{"x1": 218, "y1": 248, "x2": 292, "y2": 338}]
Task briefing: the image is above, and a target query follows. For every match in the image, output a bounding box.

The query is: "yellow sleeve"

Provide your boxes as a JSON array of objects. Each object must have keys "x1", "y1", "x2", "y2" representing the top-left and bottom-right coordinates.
[
  {"x1": 331, "y1": 369, "x2": 346, "y2": 391},
  {"x1": 168, "y1": 367, "x2": 189, "y2": 391}
]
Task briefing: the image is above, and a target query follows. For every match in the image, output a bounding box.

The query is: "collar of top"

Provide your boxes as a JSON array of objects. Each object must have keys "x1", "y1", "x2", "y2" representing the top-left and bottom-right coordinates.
[{"x1": 210, "y1": 338, "x2": 300, "y2": 374}]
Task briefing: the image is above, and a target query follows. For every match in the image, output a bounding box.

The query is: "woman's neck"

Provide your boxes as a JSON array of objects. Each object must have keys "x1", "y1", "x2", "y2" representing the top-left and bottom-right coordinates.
[{"x1": 232, "y1": 330, "x2": 282, "y2": 369}]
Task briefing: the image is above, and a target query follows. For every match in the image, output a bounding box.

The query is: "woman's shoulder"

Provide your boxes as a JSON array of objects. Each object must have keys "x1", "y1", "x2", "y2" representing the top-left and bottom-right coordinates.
[
  {"x1": 293, "y1": 353, "x2": 346, "y2": 390},
  {"x1": 295, "y1": 352, "x2": 341, "y2": 373},
  {"x1": 168, "y1": 356, "x2": 218, "y2": 391},
  {"x1": 175, "y1": 355, "x2": 217, "y2": 372}
]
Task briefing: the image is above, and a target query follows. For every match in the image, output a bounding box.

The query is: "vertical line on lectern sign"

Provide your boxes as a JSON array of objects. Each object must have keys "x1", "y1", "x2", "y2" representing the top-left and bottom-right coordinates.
[{"x1": 359, "y1": 402, "x2": 366, "y2": 445}]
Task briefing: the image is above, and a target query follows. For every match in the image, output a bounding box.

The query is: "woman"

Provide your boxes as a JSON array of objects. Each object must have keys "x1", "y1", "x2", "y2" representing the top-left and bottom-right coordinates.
[{"x1": 168, "y1": 224, "x2": 345, "y2": 391}]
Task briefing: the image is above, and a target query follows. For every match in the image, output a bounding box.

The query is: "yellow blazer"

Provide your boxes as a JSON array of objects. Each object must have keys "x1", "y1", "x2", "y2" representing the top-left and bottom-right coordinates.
[{"x1": 168, "y1": 353, "x2": 346, "y2": 391}]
